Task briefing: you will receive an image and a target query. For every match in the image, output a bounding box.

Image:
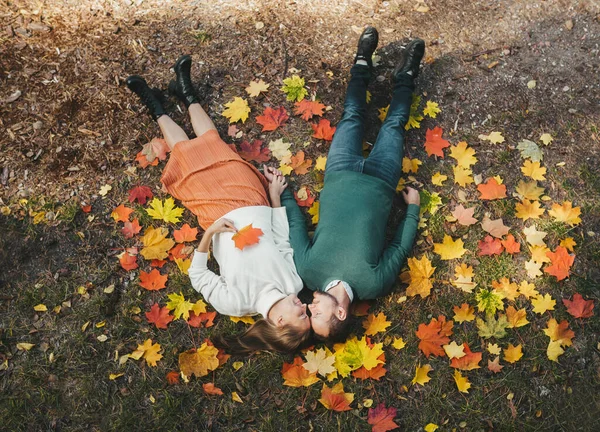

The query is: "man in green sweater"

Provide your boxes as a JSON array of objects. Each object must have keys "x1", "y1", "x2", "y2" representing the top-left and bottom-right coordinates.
[{"x1": 282, "y1": 27, "x2": 424, "y2": 340}]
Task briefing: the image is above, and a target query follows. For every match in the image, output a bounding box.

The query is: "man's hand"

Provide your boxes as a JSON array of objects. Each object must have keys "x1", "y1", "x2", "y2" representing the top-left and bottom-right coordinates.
[
  {"x1": 269, "y1": 175, "x2": 288, "y2": 208},
  {"x1": 197, "y1": 219, "x2": 237, "y2": 253},
  {"x1": 401, "y1": 186, "x2": 420, "y2": 206},
  {"x1": 263, "y1": 165, "x2": 283, "y2": 183}
]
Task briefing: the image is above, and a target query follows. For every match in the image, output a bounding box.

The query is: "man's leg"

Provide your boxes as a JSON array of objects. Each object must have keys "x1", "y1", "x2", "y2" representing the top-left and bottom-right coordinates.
[
  {"x1": 325, "y1": 64, "x2": 371, "y2": 174},
  {"x1": 363, "y1": 39, "x2": 425, "y2": 189}
]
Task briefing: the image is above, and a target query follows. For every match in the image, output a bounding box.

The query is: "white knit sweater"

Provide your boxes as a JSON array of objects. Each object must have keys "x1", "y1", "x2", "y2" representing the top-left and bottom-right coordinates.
[{"x1": 188, "y1": 205, "x2": 304, "y2": 318}]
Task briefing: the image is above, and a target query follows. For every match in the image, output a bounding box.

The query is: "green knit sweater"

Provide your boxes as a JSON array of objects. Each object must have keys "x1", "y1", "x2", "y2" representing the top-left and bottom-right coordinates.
[{"x1": 282, "y1": 170, "x2": 420, "y2": 300}]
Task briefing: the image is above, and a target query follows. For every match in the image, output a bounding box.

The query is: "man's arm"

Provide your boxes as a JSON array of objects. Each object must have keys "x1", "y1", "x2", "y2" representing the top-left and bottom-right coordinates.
[{"x1": 281, "y1": 189, "x2": 311, "y2": 266}]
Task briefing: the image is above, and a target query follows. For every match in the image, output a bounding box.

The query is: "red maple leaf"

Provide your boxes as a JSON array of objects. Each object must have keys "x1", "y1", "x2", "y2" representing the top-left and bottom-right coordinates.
[
  {"x1": 562, "y1": 293, "x2": 594, "y2": 318},
  {"x1": 139, "y1": 269, "x2": 168, "y2": 290},
  {"x1": 173, "y1": 223, "x2": 198, "y2": 243},
  {"x1": 166, "y1": 370, "x2": 180, "y2": 385},
  {"x1": 255, "y1": 106, "x2": 289, "y2": 131},
  {"x1": 294, "y1": 188, "x2": 316, "y2": 207},
  {"x1": 352, "y1": 354, "x2": 386, "y2": 380},
  {"x1": 128, "y1": 185, "x2": 153, "y2": 205},
  {"x1": 145, "y1": 303, "x2": 174, "y2": 329},
  {"x1": 367, "y1": 403, "x2": 399, "y2": 432},
  {"x1": 232, "y1": 224, "x2": 264, "y2": 250},
  {"x1": 238, "y1": 139, "x2": 271, "y2": 163},
  {"x1": 477, "y1": 178, "x2": 507, "y2": 200},
  {"x1": 150, "y1": 259, "x2": 167, "y2": 268},
  {"x1": 169, "y1": 243, "x2": 193, "y2": 261},
  {"x1": 119, "y1": 252, "x2": 138, "y2": 271},
  {"x1": 311, "y1": 119, "x2": 336, "y2": 141},
  {"x1": 450, "y1": 343, "x2": 482, "y2": 370},
  {"x1": 416, "y1": 315, "x2": 453, "y2": 358},
  {"x1": 294, "y1": 99, "x2": 326, "y2": 121},
  {"x1": 187, "y1": 311, "x2": 217, "y2": 328},
  {"x1": 424, "y1": 126, "x2": 450, "y2": 157},
  {"x1": 500, "y1": 234, "x2": 521, "y2": 254},
  {"x1": 81, "y1": 204, "x2": 92, "y2": 213},
  {"x1": 121, "y1": 218, "x2": 142, "y2": 239},
  {"x1": 544, "y1": 246, "x2": 575, "y2": 281},
  {"x1": 478, "y1": 235, "x2": 504, "y2": 256}
]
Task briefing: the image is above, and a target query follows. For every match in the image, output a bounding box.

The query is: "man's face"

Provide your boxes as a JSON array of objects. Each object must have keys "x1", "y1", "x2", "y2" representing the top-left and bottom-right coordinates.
[{"x1": 308, "y1": 291, "x2": 338, "y2": 338}]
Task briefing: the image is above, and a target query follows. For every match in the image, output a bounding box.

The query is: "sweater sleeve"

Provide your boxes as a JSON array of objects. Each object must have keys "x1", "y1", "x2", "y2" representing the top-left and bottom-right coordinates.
[
  {"x1": 376, "y1": 203, "x2": 421, "y2": 295},
  {"x1": 187, "y1": 251, "x2": 246, "y2": 316},
  {"x1": 281, "y1": 189, "x2": 311, "y2": 267},
  {"x1": 271, "y1": 207, "x2": 296, "y2": 267}
]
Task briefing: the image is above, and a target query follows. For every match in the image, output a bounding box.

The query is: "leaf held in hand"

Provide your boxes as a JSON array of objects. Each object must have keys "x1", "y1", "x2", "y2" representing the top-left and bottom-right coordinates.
[{"x1": 232, "y1": 224, "x2": 264, "y2": 250}]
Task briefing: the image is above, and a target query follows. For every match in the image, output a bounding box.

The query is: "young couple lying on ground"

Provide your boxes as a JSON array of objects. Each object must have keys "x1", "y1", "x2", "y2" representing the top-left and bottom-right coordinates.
[{"x1": 126, "y1": 27, "x2": 423, "y2": 355}]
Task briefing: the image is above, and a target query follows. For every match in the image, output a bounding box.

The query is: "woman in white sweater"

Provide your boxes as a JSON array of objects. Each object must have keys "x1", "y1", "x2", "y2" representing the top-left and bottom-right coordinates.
[{"x1": 126, "y1": 55, "x2": 310, "y2": 355}]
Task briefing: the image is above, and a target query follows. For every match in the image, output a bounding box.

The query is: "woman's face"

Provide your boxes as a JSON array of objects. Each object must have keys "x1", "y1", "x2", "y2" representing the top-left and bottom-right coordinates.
[{"x1": 273, "y1": 294, "x2": 310, "y2": 331}]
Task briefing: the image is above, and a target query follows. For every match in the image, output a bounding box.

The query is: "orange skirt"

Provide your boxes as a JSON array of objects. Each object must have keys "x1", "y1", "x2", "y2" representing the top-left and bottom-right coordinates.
[{"x1": 161, "y1": 130, "x2": 269, "y2": 230}]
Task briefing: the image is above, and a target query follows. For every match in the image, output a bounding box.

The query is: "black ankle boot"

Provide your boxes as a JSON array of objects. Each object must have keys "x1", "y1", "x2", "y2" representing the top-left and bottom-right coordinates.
[
  {"x1": 354, "y1": 26, "x2": 379, "y2": 67},
  {"x1": 126, "y1": 75, "x2": 166, "y2": 120},
  {"x1": 168, "y1": 55, "x2": 199, "y2": 107},
  {"x1": 393, "y1": 39, "x2": 425, "y2": 80}
]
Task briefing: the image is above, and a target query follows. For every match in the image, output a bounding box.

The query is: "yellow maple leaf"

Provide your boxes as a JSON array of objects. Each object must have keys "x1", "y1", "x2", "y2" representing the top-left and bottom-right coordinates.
[
  {"x1": 402, "y1": 157, "x2": 422, "y2": 174},
  {"x1": 560, "y1": 237, "x2": 576, "y2": 252},
  {"x1": 179, "y1": 343, "x2": 220, "y2": 378},
  {"x1": 479, "y1": 131, "x2": 505, "y2": 144},
  {"x1": 453, "y1": 165, "x2": 474, "y2": 187},
  {"x1": 505, "y1": 306, "x2": 529, "y2": 328},
  {"x1": 548, "y1": 201, "x2": 581, "y2": 226},
  {"x1": 308, "y1": 201, "x2": 320, "y2": 224},
  {"x1": 453, "y1": 370, "x2": 471, "y2": 393},
  {"x1": 132, "y1": 338, "x2": 163, "y2": 367},
  {"x1": 503, "y1": 343, "x2": 523, "y2": 363},
  {"x1": 487, "y1": 343, "x2": 501, "y2": 355},
  {"x1": 423, "y1": 100, "x2": 441, "y2": 118},
  {"x1": 455, "y1": 263, "x2": 475, "y2": 279},
  {"x1": 314, "y1": 156, "x2": 327, "y2": 171},
  {"x1": 529, "y1": 245, "x2": 551, "y2": 263},
  {"x1": 431, "y1": 172, "x2": 448, "y2": 186},
  {"x1": 363, "y1": 312, "x2": 392, "y2": 336},
  {"x1": 449, "y1": 141, "x2": 477, "y2": 168},
  {"x1": 175, "y1": 257, "x2": 191, "y2": 275},
  {"x1": 546, "y1": 340, "x2": 564, "y2": 362},
  {"x1": 539, "y1": 133, "x2": 553, "y2": 145},
  {"x1": 303, "y1": 347, "x2": 336, "y2": 377},
  {"x1": 222, "y1": 97, "x2": 251, "y2": 123},
  {"x1": 543, "y1": 318, "x2": 574, "y2": 347},
  {"x1": 245, "y1": 79, "x2": 270, "y2": 97},
  {"x1": 146, "y1": 197, "x2": 184, "y2": 224},
  {"x1": 401, "y1": 255, "x2": 436, "y2": 298},
  {"x1": 517, "y1": 281, "x2": 539, "y2": 299},
  {"x1": 392, "y1": 337, "x2": 406, "y2": 350},
  {"x1": 191, "y1": 299, "x2": 207, "y2": 315},
  {"x1": 231, "y1": 391, "x2": 243, "y2": 403},
  {"x1": 16, "y1": 342, "x2": 35, "y2": 351},
  {"x1": 525, "y1": 259, "x2": 543, "y2": 279},
  {"x1": 453, "y1": 303, "x2": 475, "y2": 323},
  {"x1": 378, "y1": 105, "x2": 389, "y2": 122},
  {"x1": 140, "y1": 226, "x2": 175, "y2": 260},
  {"x1": 433, "y1": 235, "x2": 466, "y2": 260},
  {"x1": 515, "y1": 180, "x2": 544, "y2": 201},
  {"x1": 166, "y1": 292, "x2": 194, "y2": 320},
  {"x1": 443, "y1": 341, "x2": 466, "y2": 359},
  {"x1": 33, "y1": 304, "x2": 47, "y2": 312},
  {"x1": 492, "y1": 278, "x2": 519, "y2": 301},
  {"x1": 521, "y1": 160, "x2": 546, "y2": 180},
  {"x1": 425, "y1": 424, "x2": 439, "y2": 432},
  {"x1": 366, "y1": 90, "x2": 372, "y2": 103},
  {"x1": 230, "y1": 315, "x2": 255, "y2": 324},
  {"x1": 411, "y1": 363, "x2": 433, "y2": 386},
  {"x1": 278, "y1": 163, "x2": 293, "y2": 176},
  {"x1": 523, "y1": 225, "x2": 547, "y2": 246},
  {"x1": 515, "y1": 199, "x2": 545, "y2": 220},
  {"x1": 531, "y1": 293, "x2": 556, "y2": 314}
]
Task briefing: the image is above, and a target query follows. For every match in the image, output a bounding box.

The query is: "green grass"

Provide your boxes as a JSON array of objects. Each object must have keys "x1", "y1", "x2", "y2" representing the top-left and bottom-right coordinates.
[{"x1": 473, "y1": 253, "x2": 520, "y2": 288}]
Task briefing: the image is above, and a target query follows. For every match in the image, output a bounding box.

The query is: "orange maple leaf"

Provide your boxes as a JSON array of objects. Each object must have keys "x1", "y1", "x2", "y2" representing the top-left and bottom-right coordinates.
[
  {"x1": 150, "y1": 259, "x2": 167, "y2": 268},
  {"x1": 128, "y1": 185, "x2": 153, "y2": 205},
  {"x1": 450, "y1": 343, "x2": 482, "y2": 370},
  {"x1": 121, "y1": 219, "x2": 142, "y2": 239},
  {"x1": 165, "y1": 370, "x2": 180, "y2": 385},
  {"x1": 281, "y1": 356, "x2": 320, "y2": 387},
  {"x1": 238, "y1": 139, "x2": 271, "y2": 163},
  {"x1": 424, "y1": 126, "x2": 450, "y2": 157},
  {"x1": 367, "y1": 403, "x2": 399, "y2": 432},
  {"x1": 501, "y1": 234, "x2": 521, "y2": 254},
  {"x1": 311, "y1": 119, "x2": 336, "y2": 140},
  {"x1": 145, "y1": 303, "x2": 174, "y2": 329},
  {"x1": 294, "y1": 187, "x2": 316, "y2": 207},
  {"x1": 544, "y1": 246, "x2": 575, "y2": 281},
  {"x1": 256, "y1": 106, "x2": 289, "y2": 131},
  {"x1": 416, "y1": 315, "x2": 454, "y2": 358},
  {"x1": 188, "y1": 311, "x2": 217, "y2": 328},
  {"x1": 352, "y1": 353, "x2": 386, "y2": 380},
  {"x1": 290, "y1": 151, "x2": 313, "y2": 175},
  {"x1": 119, "y1": 251, "x2": 138, "y2": 271},
  {"x1": 168, "y1": 243, "x2": 193, "y2": 261},
  {"x1": 111, "y1": 204, "x2": 134, "y2": 223},
  {"x1": 294, "y1": 99, "x2": 326, "y2": 121},
  {"x1": 136, "y1": 138, "x2": 170, "y2": 167},
  {"x1": 202, "y1": 383, "x2": 224, "y2": 395},
  {"x1": 139, "y1": 269, "x2": 168, "y2": 290},
  {"x1": 478, "y1": 235, "x2": 504, "y2": 256},
  {"x1": 231, "y1": 224, "x2": 264, "y2": 250},
  {"x1": 562, "y1": 293, "x2": 594, "y2": 318},
  {"x1": 477, "y1": 178, "x2": 507, "y2": 200},
  {"x1": 173, "y1": 223, "x2": 199, "y2": 243},
  {"x1": 81, "y1": 204, "x2": 92, "y2": 213},
  {"x1": 318, "y1": 383, "x2": 353, "y2": 411}
]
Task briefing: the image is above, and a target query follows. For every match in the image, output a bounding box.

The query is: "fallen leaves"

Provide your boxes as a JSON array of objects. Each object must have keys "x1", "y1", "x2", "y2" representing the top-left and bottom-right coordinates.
[
  {"x1": 562, "y1": 293, "x2": 594, "y2": 318},
  {"x1": 433, "y1": 235, "x2": 466, "y2": 260},
  {"x1": 139, "y1": 269, "x2": 168, "y2": 290},
  {"x1": 411, "y1": 363, "x2": 433, "y2": 386},
  {"x1": 416, "y1": 315, "x2": 453, "y2": 358},
  {"x1": 367, "y1": 404, "x2": 399, "y2": 432},
  {"x1": 294, "y1": 99, "x2": 326, "y2": 120},
  {"x1": 255, "y1": 106, "x2": 289, "y2": 131},
  {"x1": 146, "y1": 197, "x2": 184, "y2": 224},
  {"x1": 282, "y1": 357, "x2": 320, "y2": 387},
  {"x1": 238, "y1": 139, "x2": 271, "y2": 162},
  {"x1": 222, "y1": 97, "x2": 251, "y2": 123},
  {"x1": 179, "y1": 343, "x2": 219, "y2": 378},
  {"x1": 311, "y1": 119, "x2": 336, "y2": 140},
  {"x1": 319, "y1": 382, "x2": 354, "y2": 411},
  {"x1": 424, "y1": 126, "x2": 450, "y2": 157},
  {"x1": 401, "y1": 255, "x2": 436, "y2": 298},
  {"x1": 544, "y1": 246, "x2": 575, "y2": 281},
  {"x1": 140, "y1": 227, "x2": 175, "y2": 260},
  {"x1": 477, "y1": 178, "x2": 507, "y2": 200},
  {"x1": 363, "y1": 313, "x2": 392, "y2": 336},
  {"x1": 145, "y1": 303, "x2": 174, "y2": 329},
  {"x1": 131, "y1": 339, "x2": 163, "y2": 367}
]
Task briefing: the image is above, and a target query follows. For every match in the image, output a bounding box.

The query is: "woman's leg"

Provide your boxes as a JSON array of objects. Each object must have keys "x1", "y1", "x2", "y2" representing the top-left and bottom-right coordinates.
[
  {"x1": 157, "y1": 115, "x2": 190, "y2": 150},
  {"x1": 188, "y1": 103, "x2": 217, "y2": 137}
]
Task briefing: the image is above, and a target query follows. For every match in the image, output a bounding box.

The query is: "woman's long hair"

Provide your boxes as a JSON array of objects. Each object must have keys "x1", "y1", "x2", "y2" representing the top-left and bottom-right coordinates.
[{"x1": 212, "y1": 318, "x2": 311, "y2": 355}]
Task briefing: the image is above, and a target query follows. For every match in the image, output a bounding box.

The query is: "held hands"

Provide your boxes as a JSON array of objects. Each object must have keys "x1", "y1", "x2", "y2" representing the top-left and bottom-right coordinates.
[
  {"x1": 264, "y1": 165, "x2": 288, "y2": 208},
  {"x1": 401, "y1": 186, "x2": 420, "y2": 206},
  {"x1": 263, "y1": 165, "x2": 283, "y2": 182},
  {"x1": 268, "y1": 174, "x2": 288, "y2": 197}
]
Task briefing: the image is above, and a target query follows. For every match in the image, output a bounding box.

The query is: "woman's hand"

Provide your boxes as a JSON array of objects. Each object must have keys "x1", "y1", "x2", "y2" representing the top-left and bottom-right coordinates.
[
  {"x1": 207, "y1": 218, "x2": 237, "y2": 234},
  {"x1": 401, "y1": 186, "x2": 420, "y2": 206},
  {"x1": 269, "y1": 175, "x2": 288, "y2": 208},
  {"x1": 263, "y1": 165, "x2": 283, "y2": 183}
]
